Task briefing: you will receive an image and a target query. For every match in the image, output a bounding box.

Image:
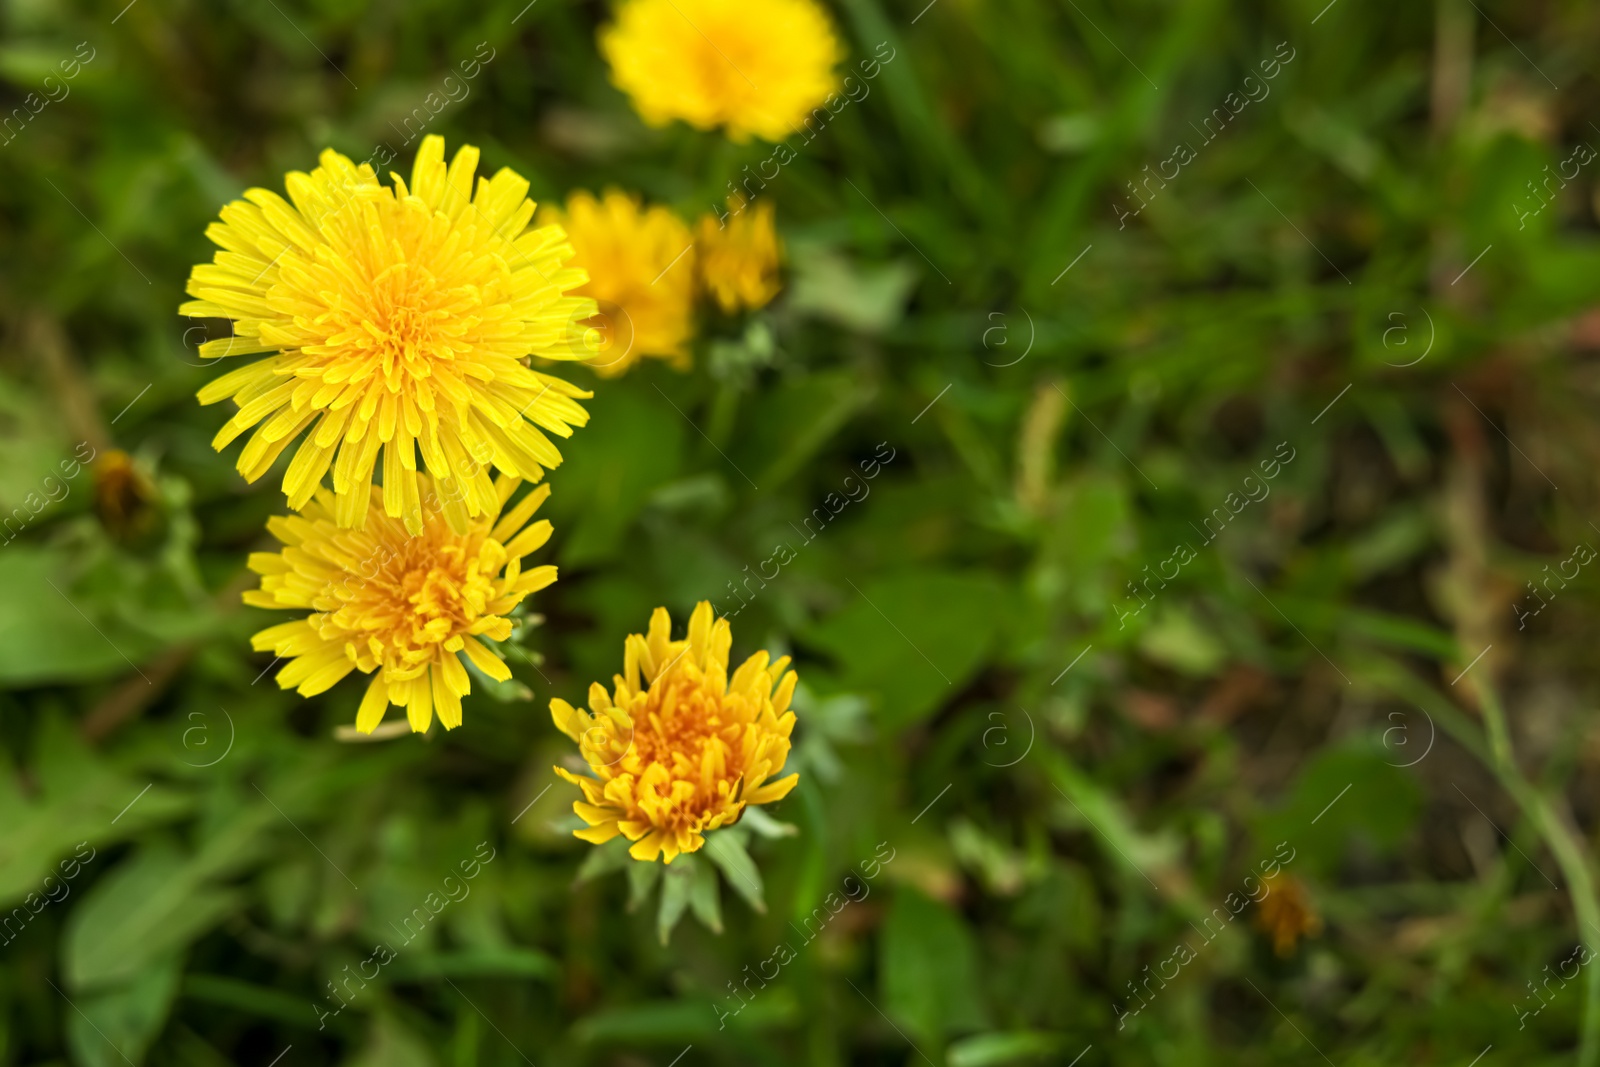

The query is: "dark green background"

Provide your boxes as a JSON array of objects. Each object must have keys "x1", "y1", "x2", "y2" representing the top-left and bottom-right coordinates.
[{"x1": 1, "y1": 0, "x2": 1598, "y2": 1063}]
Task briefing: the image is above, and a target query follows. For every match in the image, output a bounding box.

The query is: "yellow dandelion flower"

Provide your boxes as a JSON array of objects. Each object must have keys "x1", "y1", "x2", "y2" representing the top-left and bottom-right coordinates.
[
  {"x1": 552, "y1": 601, "x2": 799, "y2": 863},
  {"x1": 245, "y1": 473, "x2": 556, "y2": 735},
  {"x1": 696, "y1": 199, "x2": 783, "y2": 313},
  {"x1": 599, "y1": 0, "x2": 843, "y2": 143},
  {"x1": 1255, "y1": 872, "x2": 1323, "y2": 957},
  {"x1": 541, "y1": 190, "x2": 696, "y2": 377},
  {"x1": 182, "y1": 134, "x2": 597, "y2": 536}
]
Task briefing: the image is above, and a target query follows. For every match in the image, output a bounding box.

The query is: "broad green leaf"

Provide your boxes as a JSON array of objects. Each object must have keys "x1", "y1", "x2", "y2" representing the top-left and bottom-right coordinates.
[
  {"x1": 0, "y1": 547, "x2": 160, "y2": 684},
  {"x1": 545, "y1": 387, "x2": 686, "y2": 567},
  {"x1": 881, "y1": 889, "x2": 989, "y2": 1045},
  {"x1": 804, "y1": 571, "x2": 1006, "y2": 729},
  {"x1": 741, "y1": 370, "x2": 876, "y2": 488},
  {"x1": 63, "y1": 843, "x2": 243, "y2": 990},
  {"x1": 0, "y1": 713, "x2": 188, "y2": 906},
  {"x1": 64, "y1": 952, "x2": 181, "y2": 1067},
  {"x1": 786, "y1": 241, "x2": 920, "y2": 334},
  {"x1": 1138, "y1": 605, "x2": 1227, "y2": 676},
  {"x1": 1256, "y1": 740, "x2": 1424, "y2": 878}
]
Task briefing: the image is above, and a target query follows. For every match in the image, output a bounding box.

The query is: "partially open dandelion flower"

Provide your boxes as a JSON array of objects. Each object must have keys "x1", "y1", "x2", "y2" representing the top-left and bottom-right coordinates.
[
  {"x1": 182, "y1": 135, "x2": 597, "y2": 536},
  {"x1": 696, "y1": 200, "x2": 783, "y2": 313},
  {"x1": 541, "y1": 190, "x2": 696, "y2": 377},
  {"x1": 1255, "y1": 872, "x2": 1323, "y2": 957},
  {"x1": 93, "y1": 450, "x2": 163, "y2": 546},
  {"x1": 599, "y1": 0, "x2": 843, "y2": 143},
  {"x1": 552, "y1": 601, "x2": 798, "y2": 863},
  {"x1": 246, "y1": 473, "x2": 555, "y2": 735}
]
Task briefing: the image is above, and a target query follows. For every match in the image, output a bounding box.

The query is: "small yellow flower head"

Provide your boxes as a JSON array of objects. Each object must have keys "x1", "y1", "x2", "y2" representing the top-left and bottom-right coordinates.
[
  {"x1": 541, "y1": 190, "x2": 696, "y2": 377},
  {"x1": 599, "y1": 0, "x2": 843, "y2": 143},
  {"x1": 1255, "y1": 872, "x2": 1323, "y2": 957},
  {"x1": 183, "y1": 135, "x2": 597, "y2": 536},
  {"x1": 246, "y1": 474, "x2": 556, "y2": 735},
  {"x1": 553, "y1": 602, "x2": 799, "y2": 863},
  {"x1": 93, "y1": 450, "x2": 162, "y2": 546},
  {"x1": 696, "y1": 199, "x2": 783, "y2": 314}
]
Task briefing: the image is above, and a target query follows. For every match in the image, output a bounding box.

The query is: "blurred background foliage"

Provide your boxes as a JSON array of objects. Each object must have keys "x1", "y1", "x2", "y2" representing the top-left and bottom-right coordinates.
[{"x1": 1, "y1": 0, "x2": 1600, "y2": 1063}]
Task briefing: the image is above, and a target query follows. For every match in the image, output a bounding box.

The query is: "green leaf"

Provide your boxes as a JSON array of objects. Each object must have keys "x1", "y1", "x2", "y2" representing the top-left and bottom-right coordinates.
[
  {"x1": 786, "y1": 241, "x2": 920, "y2": 334},
  {"x1": 0, "y1": 547, "x2": 160, "y2": 684},
  {"x1": 658, "y1": 858, "x2": 695, "y2": 945},
  {"x1": 63, "y1": 843, "x2": 243, "y2": 990},
  {"x1": 574, "y1": 834, "x2": 633, "y2": 884},
  {"x1": 64, "y1": 952, "x2": 182, "y2": 1067},
  {"x1": 688, "y1": 855, "x2": 723, "y2": 934},
  {"x1": 704, "y1": 830, "x2": 766, "y2": 914},
  {"x1": 346, "y1": 1013, "x2": 438, "y2": 1067},
  {"x1": 0, "y1": 713, "x2": 188, "y2": 906},
  {"x1": 384, "y1": 947, "x2": 559, "y2": 982},
  {"x1": 1257, "y1": 740, "x2": 1424, "y2": 878},
  {"x1": 545, "y1": 387, "x2": 686, "y2": 567},
  {"x1": 182, "y1": 974, "x2": 330, "y2": 1032},
  {"x1": 572, "y1": 991, "x2": 800, "y2": 1045},
  {"x1": 626, "y1": 855, "x2": 661, "y2": 912},
  {"x1": 1138, "y1": 605, "x2": 1227, "y2": 676},
  {"x1": 947, "y1": 1031, "x2": 1067, "y2": 1067},
  {"x1": 741, "y1": 370, "x2": 876, "y2": 489},
  {"x1": 805, "y1": 570, "x2": 1007, "y2": 729},
  {"x1": 739, "y1": 806, "x2": 799, "y2": 839},
  {"x1": 880, "y1": 889, "x2": 990, "y2": 1045}
]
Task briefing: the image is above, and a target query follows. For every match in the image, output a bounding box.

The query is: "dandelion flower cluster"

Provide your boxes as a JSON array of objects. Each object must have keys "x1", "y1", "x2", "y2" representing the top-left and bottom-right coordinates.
[
  {"x1": 246, "y1": 474, "x2": 556, "y2": 734},
  {"x1": 696, "y1": 199, "x2": 783, "y2": 313},
  {"x1": 552, "y1": 601, "x2": 799, "y2": 863},
  {"x1": 183, "y1": 135, "x2": 597, "y2": 535},
  {"x1": 599, "y1": 0, "x2": 843, "y2": 143},
  {"x1": 542, "y1": 190, "x2": 697, "y2": 376}
]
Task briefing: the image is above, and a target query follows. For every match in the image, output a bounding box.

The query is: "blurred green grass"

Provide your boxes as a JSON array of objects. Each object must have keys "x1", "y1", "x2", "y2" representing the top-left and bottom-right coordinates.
[{"x1": 2, "y1": 0, "x2": 1600, "y2": 1063}]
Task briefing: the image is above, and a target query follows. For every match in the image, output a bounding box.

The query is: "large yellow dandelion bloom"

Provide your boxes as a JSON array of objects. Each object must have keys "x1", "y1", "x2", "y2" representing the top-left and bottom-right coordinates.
[
  {"x1": 182, "y1": 135, "x2": 597, "y2": 536},
  {"x1": 246, "y1": 473, "x2": 556, "y2": 735},
  {"x1": 696, "y1": 200, "x2": 783, "y2": 313},
  {"x1": 599, "y1": 0, "x2": 843, "y2": 143},
  {"x1": 541, "y1": 190, "x2": 696, "y2": 377},
  {"x1": 552, "y1": 601, "x2": 799, "y2": 863}
]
